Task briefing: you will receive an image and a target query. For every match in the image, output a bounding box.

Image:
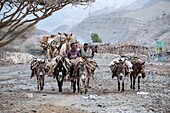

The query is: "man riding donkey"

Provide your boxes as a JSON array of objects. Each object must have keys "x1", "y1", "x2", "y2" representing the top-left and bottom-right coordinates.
[
  {"x1": 67, "y1": 42, "x2": 81, "y2": 79},
  {"x1": 79, "y1": 43, "x2": 99, "y2": 88},
  {"x1": 109, "y1": 55, "x2": 133, "y2": 78}
]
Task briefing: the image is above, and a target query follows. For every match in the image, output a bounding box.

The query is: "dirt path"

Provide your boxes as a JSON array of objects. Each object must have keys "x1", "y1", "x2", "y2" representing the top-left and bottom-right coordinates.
[{"x1": 0, "y1": 53, "x2": 170, "y2": 113}]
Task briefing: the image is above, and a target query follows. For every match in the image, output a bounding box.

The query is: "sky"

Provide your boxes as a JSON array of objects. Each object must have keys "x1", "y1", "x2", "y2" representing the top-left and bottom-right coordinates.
[{"x1": 36, "y1": 0, "x2": 136, "y2": 32}]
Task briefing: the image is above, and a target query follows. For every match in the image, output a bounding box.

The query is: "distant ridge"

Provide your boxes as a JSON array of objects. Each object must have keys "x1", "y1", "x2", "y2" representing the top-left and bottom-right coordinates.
[
  {"x1": 70, "y1": 0, "x2": 170, "y2": 47},
  {"x1": 34, "y1": 29, "x2": 50, "y2": 35}
]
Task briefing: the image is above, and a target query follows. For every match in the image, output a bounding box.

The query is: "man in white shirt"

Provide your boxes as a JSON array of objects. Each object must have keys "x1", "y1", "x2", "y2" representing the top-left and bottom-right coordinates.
[{"x1": 79, "y1": 43, "x2": 92, "y2": 59}]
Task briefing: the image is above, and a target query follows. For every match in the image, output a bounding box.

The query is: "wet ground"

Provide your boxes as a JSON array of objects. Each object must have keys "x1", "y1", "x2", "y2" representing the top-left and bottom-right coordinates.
[{"x1": 0, "y1": 53, "x2": 170, "y2": 113}]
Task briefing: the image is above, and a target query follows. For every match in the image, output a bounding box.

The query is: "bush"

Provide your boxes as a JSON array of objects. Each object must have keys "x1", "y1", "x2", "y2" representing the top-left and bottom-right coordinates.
[{"x1": 91, "y1": 33, "x2": 102, "y2": 43}]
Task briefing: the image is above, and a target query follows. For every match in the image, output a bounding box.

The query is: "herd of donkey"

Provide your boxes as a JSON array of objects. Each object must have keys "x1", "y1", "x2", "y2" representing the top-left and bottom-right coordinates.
[{"x1": 30, "y1": 32, "x2": 146, "y2": 94}]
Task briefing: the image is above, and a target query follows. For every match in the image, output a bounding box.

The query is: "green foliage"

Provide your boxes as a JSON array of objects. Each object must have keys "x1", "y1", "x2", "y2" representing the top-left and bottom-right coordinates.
[{"x1": 91, "y1": 33, "x2": 102, "y2": 43}]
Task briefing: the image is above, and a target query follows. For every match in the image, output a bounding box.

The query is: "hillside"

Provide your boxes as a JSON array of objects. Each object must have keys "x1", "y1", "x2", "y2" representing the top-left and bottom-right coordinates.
[
  {"x1": 1, "y1": 29, "x2": 49, "y2": 55},
  {"x1": 71, "y1": 0, "x2": 170, "y2": 45},
  {"x1": 71, "y1": 14, "x2": 146, "y2": 42},
  {"x1": 34, "y1": 29, "x2": 50, "y2": 35},
  {"x1": 123, "y1": 0, "x2": 170, "y2": 9},
  {"x1": 130, "y1": 15, "x2": 170, "y2": 46},
  {"x1": 50, "y1": 25, "x2": 72, "y2": 34}
]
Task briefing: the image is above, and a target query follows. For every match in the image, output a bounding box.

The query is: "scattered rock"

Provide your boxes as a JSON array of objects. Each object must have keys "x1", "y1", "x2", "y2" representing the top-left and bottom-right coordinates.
[
  {"x1": 51, "y1": 88, "x2": 55, "y2": 91},
  {"x1": 31, "y1": 110, "x2": 37, "y2": 113},
  {"x1": 0, "y1": 52, "x2": 34, "y2": 65},
  {"x1": 27, "y1": 93, "x2": 33, "y2": 98},
  {"x1": 97, "y1": 104, "x2": 106, "y2": 108}
]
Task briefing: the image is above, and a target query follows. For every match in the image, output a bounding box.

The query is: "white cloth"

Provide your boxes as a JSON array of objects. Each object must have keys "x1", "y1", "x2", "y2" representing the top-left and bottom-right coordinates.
[
  {"x1": 109, "y1": 57, "x2": 133, "y2": 69},
  {"x1": 81, "y1": 48, "x2": 92, "y2": 58}
]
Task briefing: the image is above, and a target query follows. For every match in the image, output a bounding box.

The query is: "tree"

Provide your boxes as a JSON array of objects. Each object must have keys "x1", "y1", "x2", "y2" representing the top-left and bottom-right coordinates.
[
  {"x1": 91, "y1": 33, "x2": 102, "y2": 43},
  {"x1": 0, "y1": 0, "x2": 95, "y2": 48}
]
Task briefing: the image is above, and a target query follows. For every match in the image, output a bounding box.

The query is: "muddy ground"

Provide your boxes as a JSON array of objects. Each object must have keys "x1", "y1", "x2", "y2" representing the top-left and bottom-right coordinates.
[{"x1": 0, "y1": 53, "x2": 170, "y2": 113}]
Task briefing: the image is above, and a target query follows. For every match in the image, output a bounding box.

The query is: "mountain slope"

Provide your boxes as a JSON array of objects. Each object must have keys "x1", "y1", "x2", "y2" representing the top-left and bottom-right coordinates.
[
  {"x1": 130, "y1": 15, "x2": 170, "y2": 46},
  {"x1": 71, "y1": 1, "x2": 170, "y2": 44},
  {"x1": 50, "y1": 25, "x2": 72, "y2": 34}
]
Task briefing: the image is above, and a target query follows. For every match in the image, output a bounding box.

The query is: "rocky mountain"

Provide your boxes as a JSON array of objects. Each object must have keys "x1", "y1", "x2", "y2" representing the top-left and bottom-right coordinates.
[
  {"x1": 34, "y1": 29, "x2": 50, "y2": 35},
  {"x1": 46, "y1": 0, "x2": 136, "y2": 33},
  {"x1": 130, "y1": 14, "x2": 170, "y2": 46},
  {"x1": 70, "y1": 0, "x2": 170, "y2": 46},
  {"x1": 50, "y1": 25, "x2": 72, "y2": 34},
  {"x1": 123, "y1": 0, "x2": 170, "y2": 9}
]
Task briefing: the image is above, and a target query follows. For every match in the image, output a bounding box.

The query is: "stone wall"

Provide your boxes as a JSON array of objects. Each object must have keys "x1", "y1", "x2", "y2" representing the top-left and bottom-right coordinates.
[
  {"x1": 98, "y1": 44, "x2": 149, "y2": 55},
  {"x1": 0, "y1": 52, "x2": 35, "y2": 65}
]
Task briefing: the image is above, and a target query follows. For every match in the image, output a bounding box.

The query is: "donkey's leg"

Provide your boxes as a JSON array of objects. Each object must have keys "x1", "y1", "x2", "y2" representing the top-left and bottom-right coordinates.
[
  {"x1": 138, "y1": 76, "x2": 141, "y2": 90},
  {"x1": 70, "y1": 80, "x2": 73, "y2": 90},
  {"x1": 73, "y1": 80, "x2": 76, "y2": 93},
  {"x1": 85, "y1": 79, "x2": 88, "y2": 94},
  {"x1": 40, "y1": 80, "x2": 43, "y2": 91},
  {"x1": 133, "y1": 76, "x2": 136, "y2": 90},
  {"x1": 40, "y1": 77, "x2": 44, "y2": 91},
  {"x1": 37, "y1": 77, "x2": 40, "y2": 90},
  {"x1": 87, "y1": 78, "x2": 89, "y2": 88},
  {"x1": 30, "y1": 71, "x2": 34, "y2": 78},
  {"x1": 130, "y1": 74, "x2": 133, "y2": 89},
  {"x1": 79, "y1": 80, "x2": 82, "y2": 94},
  {"x1": 59, "y1": 82, "x2": 62, "y2": 92},
  {"x1": 77, "y1": 78, "x2": 80, "y2": 93},
  {"x1": 60, "y1": 81, "x2": 63, "y2": 92},
  {"x1": 121, "y1": 81, "x2": 125, "y2": 92},
  {"x1": 118, "y1": 79, "x2": 120, "y2": 92},
  {"x1": 81, "y1": 79, "x2": 86, "y2": 94},
  {"x1": 87, "y1": 77, "x2": 91, "y2": 88},
  {"x1": 61, "y1": 80, "x2": 64, "y2": 91},
  {"x1": 42, "y1": 77, "x2": 44, "y2": 89},
  {"x1": 57, "y1": 79, "x2": 62, "y2": 92}
]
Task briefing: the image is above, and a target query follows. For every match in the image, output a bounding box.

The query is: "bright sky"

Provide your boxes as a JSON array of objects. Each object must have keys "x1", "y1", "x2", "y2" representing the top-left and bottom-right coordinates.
[{"x1": 36, "y1": 0, "x2": 136, "y2": 32}]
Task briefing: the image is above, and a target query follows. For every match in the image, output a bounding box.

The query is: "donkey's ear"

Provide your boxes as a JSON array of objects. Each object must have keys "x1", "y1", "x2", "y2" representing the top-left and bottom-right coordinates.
[
  {"x1": 64, "y1": 33, "x2": 67, "y2": 37},
  {"x1": 141, "y1": 62, "x2": 145, "y2": 66},
  {"x1": 51, "y1": 35, "x2": 55, "y2": 37},
  {"x1": 55, "y1": 58, "x2": 58, "y2": 63}
]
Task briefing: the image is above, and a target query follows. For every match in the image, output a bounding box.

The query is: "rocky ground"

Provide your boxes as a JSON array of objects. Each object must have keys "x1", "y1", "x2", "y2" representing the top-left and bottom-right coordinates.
[{"x1": 0, "y1": 53, "x2": 170, "y2": 113}]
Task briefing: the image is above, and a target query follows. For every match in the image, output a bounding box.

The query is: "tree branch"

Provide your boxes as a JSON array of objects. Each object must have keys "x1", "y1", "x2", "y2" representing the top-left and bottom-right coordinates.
[{"x1": 0, "y1": 0, "x2": 95, "y2": 48}]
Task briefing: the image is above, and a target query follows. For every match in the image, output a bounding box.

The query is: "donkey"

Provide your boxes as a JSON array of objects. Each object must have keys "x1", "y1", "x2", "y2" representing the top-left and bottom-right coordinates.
[
  {"x1": 130, "y1": 61, "x2": 145, "y2": 90},
  {"x1": 53, "y1": 56, "x2": 67, "y2": 92},
  {"x1": 35, "y1": 63, "x2": 46, "y2": 91},
  {"x1": 77, "y1": 62, "x2": 89, "y2": 94},
  {"x1": 70, "y1": 64, "x2": 80, "y2": 93},
  {"x1": 115, "y1": 60, "x2": 127, "y2": 92},
  {"x1": 69, "y1": 57, "x2": 90, "y2": 94}
]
